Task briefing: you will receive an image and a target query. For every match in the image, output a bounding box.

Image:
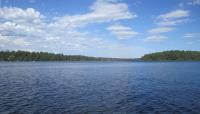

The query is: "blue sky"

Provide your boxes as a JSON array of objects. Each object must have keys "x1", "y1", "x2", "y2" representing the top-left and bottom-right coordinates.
[{"x1": 0, "y1": 0, "x2": 200, "y2": 58}]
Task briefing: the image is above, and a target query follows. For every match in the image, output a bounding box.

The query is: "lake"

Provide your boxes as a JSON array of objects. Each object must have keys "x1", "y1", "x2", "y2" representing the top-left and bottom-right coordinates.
[{"x1": 0, "y1": 62, "x2": 200, "y2": 114}]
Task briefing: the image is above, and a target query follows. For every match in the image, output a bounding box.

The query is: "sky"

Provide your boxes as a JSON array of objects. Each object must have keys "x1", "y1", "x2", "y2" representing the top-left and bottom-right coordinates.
[{"x1": 0, "y1": 0, "x2": 200, "y2": 58}]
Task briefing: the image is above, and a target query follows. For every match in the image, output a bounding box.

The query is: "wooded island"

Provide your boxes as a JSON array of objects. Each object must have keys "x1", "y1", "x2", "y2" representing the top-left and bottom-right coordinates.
[{"x1": 142, "y1": 50, "x2": 200, "y2": 61}]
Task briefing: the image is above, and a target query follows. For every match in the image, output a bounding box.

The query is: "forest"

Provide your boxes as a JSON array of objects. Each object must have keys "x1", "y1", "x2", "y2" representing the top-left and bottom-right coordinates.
[
  {"x1": 0, "y1": 50, "x2": 133, "y2": 61},
  {"x1": 142, "y1": 50, "x2": 200, "y2": 61},
  {"x1": 1, "y1": 50, "x2": 200, "y2": 61}
]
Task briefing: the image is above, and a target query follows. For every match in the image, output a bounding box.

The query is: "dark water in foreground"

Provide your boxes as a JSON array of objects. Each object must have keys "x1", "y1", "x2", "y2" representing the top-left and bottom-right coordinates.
[{"x1": 0, "y1": 62, "x2": 200, "y2": 114}]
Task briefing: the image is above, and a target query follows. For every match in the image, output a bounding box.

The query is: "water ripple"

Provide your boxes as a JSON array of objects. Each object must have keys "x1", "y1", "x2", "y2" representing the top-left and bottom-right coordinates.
[{"x1": 0, "y1": 62, "x2": 200, "y2": 113}]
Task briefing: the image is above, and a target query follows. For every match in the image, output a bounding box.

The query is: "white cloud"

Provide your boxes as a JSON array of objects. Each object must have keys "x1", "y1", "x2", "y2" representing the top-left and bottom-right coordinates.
[
  {"x1": 13, "y1": 38, "x2": 30, "y2": 46},
  {"x1": 53, "y1": 0, "x2": 136, "y2": 28},
  {"x1": 0, "y1": 35, "x2": 10, "y2": 44},
  {"x1": 146, "y1": 9, "x2": 189, "y2": 43},
  {"x1": 0, "y1": 0, "x2": 137, "y2": 58},
  {"x1": 144, "y1": 35, "x2": 167, "y2": 42},
  {"x1": 0, "y1": 35, "x2": 30, "y2": 47},
  {"x1": 158, "y1": 9, "x2": 189, "y2": 20},
  {"x1": 107, "y1": 24, "x2": 138, "y2": 39},
  {"x1": 157, "y1": 19, "x2": 189, "y2": 26},
  {"x1": 148, "y1": 27, "x2": 174, "y2": 34},
  {"x1": 156, "y1": 9, "x2": 189, "y2": 26},
  {"x1": 0, "y1": 7, "x2": 44, "y2": 24},
  {"x1": 0, "y1": 7, "x2": 45, "y2": 39}
]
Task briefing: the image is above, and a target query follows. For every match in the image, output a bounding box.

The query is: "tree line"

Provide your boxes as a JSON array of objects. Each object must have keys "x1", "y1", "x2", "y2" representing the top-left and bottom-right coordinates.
[
  {"x1": 142, "y1": 50, "x2": 200, "y2": 61},
  {"x1": 0, "y1": 50, "x2": 133, "y2": 61}
]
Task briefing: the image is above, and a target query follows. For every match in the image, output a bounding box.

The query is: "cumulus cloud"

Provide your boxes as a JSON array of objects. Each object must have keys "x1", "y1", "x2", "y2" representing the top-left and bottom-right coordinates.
[
  {"x1": 144, "y1": 35, "x2": 167, "y2": 42},
  {"x1": 107, "y1": 24, "x2": 138, "y2": 39},
  {"x1": 0, "y1": 35, "x2": 10, "y2": 44},
  {"x1": 0, "y1": 7, "x2": 45, "y2": 39},
  {"x1": 0, "y1": 35, "x2": 30, "y2": 47},
  {"x1": 0, "y1": 7, "x2": 44, "y2": 24},
  {"x1": 0, "y1": 0, "x2": 137, "y2": 57},
  {"x1": 13, "y1": 38, "x2": 30, "y2": 46}
]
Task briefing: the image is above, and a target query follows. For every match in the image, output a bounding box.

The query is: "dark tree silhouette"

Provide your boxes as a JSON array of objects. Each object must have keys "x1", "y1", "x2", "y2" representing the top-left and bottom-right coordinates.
[
  {"x1": 0, "y1": 50, "x2": 133, "y2": 61},
  {"x1": 142, "y1": 50, "x2": 200, "y2": 61}
]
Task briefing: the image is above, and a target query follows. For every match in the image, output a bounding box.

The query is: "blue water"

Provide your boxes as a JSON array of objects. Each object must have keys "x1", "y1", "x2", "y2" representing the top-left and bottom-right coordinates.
[{"x1": 0, "y1": 62, "x2": 200, "y2": 114}]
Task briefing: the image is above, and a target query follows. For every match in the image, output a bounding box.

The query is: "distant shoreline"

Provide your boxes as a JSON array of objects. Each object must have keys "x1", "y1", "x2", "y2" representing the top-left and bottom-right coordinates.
[
  {"x1": 0, "y1": 50, "x2": 135, "y2": 62},
  {"x1": 0, "y1": 50, "x2": 200, "y2": 62}
]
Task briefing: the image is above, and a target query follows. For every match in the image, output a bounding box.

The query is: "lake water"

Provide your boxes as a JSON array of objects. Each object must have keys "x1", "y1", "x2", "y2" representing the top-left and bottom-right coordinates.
[{"x1": 0, "y1": 62, "x2": 200, "y2": 114}]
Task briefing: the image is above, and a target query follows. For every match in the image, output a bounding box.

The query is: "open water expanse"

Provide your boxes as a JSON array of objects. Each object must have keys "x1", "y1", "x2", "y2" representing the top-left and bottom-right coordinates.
[{"x1": 0, "y1": 62, "x2": 200, "y2": 114}]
